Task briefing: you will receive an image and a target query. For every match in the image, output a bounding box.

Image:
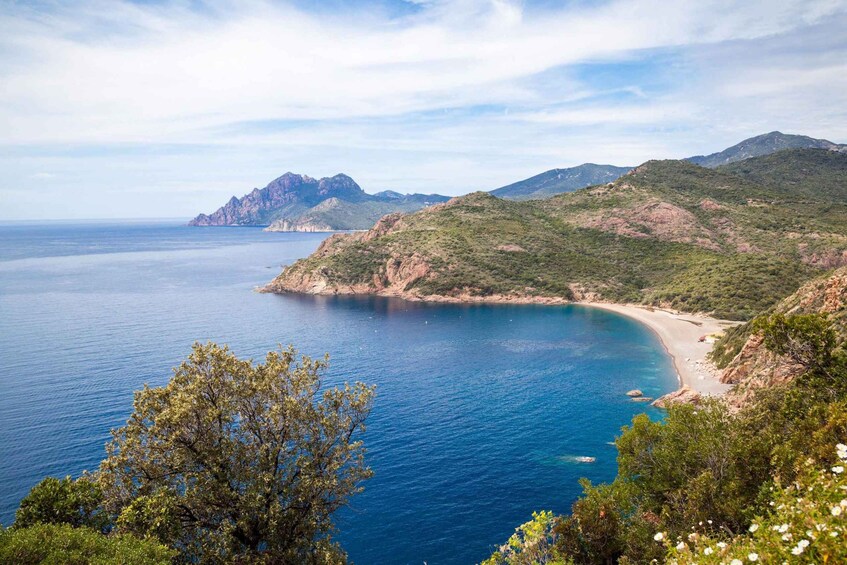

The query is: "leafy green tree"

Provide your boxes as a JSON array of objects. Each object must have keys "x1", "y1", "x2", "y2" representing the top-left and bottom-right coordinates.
[
  {"x1": 483, "y1": 511, "x2": 572, "y2": 565},
  {"x1": 14, "y1": 475, "x2": 107, "y2": 532},
  {"x1": 752, "y1": 313, "x2": 839, "y2": 378},
  {"x1": 98, "y1": 342, "x2": 375, "y2": 564},
  {"x1": 554, "y1": 480, "x2": 662, "y2": 565},
  {"x1": 0, "y1": 522, "x2": 175, "y2": 565},
  {"x1": 615, "y1": 401, "x2": 771, "y2": 536}
]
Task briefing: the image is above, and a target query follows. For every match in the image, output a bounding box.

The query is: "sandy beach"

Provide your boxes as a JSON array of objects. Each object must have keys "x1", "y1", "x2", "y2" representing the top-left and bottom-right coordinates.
[{"x1": 578, "y1": 302, "x2": 738, "y2": 397}]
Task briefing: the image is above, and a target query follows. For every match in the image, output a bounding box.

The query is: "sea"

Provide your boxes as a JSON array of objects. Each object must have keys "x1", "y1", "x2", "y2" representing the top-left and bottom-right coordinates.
[{"x1": 0, "y1": 220, "x2": 677, "y2": 564}]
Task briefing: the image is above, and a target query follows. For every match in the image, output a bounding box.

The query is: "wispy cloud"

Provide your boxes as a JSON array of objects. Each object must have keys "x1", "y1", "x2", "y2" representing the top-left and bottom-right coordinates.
[{"x1": 1, "y1": 0, "x2": 846, "y2": 219}]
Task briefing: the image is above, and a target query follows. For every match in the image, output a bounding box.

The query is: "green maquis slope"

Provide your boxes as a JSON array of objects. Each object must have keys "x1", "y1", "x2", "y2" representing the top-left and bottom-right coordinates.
[{"x1": 265, "y1": 150, "x2": 847, "y2": 320}]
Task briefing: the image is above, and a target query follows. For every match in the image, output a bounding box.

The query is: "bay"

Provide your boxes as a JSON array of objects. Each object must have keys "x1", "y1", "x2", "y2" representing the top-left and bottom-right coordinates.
[{"x1": 0, "y1": 221, "x2": 676, "y2": 564}]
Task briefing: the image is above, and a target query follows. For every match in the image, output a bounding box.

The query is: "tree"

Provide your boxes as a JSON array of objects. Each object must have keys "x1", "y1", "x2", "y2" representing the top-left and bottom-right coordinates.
[
  {"x1": 752, "y1": 313, "x2": 839, "y2": 378},
  {"x1": 483, "y1": 511, "x2": 572, "y2": 565},
  {"x1": 14, "y1": 475, "x2": 107, "y2": 531},
  {"x1": 98, "y1": 342, "x2": 375, "y2": 564}
]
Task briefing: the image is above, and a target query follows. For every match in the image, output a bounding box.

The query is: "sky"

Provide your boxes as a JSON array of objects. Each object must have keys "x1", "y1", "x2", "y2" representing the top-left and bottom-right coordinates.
[{"x1": 1, "y1": 0, "x2": 847, "y2": 220}]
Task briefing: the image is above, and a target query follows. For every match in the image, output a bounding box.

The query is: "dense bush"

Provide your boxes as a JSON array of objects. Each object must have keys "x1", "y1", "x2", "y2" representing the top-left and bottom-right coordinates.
[
  {"x1": 14, "y1": 476, "x2": 107, "y2": 532},
  {"x1": 0, "y1": 523, "x2": 175, "y2": 565},
  {"x1": 665, "y1": 445, "x2": 847, "y2": 564}
]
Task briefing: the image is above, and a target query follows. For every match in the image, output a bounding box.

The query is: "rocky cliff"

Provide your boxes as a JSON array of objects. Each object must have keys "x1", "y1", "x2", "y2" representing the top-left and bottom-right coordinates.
[{"x1": 720, "y1": 267, "x2": 847, "y2": 406}]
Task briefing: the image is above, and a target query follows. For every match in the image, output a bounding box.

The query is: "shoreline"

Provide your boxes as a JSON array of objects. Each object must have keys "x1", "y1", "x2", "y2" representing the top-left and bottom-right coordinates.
[
  {"x1": 576, "y1": 302, "x2": 736, "y2": 397},
  {"x1": 264, "y1": 284, "x2": 737, "y2": 399}
]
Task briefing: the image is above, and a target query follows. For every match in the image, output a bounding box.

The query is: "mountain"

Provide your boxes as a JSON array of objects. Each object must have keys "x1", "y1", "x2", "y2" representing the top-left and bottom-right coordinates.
[
  {"x1": 687, "y1": 131, "x2": 847, "y2": 168},
  {"x1": 188, "y1": 172, "x2": 449, "y2": 231},
  {"x1": 489, "y1": 163, "x2": 633, "y2": 200},
  {"x1": 263, "y1": 148, "x2": 847, "y2": 321}
]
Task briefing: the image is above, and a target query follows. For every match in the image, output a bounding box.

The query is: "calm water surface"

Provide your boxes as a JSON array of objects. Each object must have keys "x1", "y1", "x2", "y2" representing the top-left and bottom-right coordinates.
[{"x1": 0, "y1": 221, "x2": 676, "y2": 564}]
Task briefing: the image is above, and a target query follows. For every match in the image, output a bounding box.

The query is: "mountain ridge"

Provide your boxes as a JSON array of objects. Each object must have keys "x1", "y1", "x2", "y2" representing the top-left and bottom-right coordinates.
[
  {"x1": 490, "y1": 163, "x2": 633, "y2": 200},
  {"x1": 687, "y1": 131, "x2": 847, "y2": 168},
  {"x1": 188, "y1": 173, "x2": 449, "y2": 231}
]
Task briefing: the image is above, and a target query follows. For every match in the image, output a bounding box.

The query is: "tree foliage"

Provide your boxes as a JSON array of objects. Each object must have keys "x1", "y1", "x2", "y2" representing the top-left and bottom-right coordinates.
[
  {"x1": 0, "y1": 522, "x2": 175, "y2": 565},
  {"x1": 482, "y1": 511, "x2": 572, "y2": 565},
  {"x1": 752, "y1": 313, "x2": 840, "y2": 377},
  {"x1": 96, "y1": 342, "x2": 374, "y2": 564},
  {"x1": 14, "y1": 475, "x2": 107, "y2": 532},
  {"x1": 665, "y1": 444, "x2": 847, "y2": 564}
]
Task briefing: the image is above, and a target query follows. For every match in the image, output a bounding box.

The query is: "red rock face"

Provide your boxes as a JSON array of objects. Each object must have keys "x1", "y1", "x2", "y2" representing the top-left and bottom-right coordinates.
[
  {"x1": 575, "y1": 200, "x2": 722, "y2": 251},
  {"x1": 721, "y1": 266, "x2": 847, "y2": 407},
  {"x1": 824, "y1": 271, "x2": 847, "y2": 312}
]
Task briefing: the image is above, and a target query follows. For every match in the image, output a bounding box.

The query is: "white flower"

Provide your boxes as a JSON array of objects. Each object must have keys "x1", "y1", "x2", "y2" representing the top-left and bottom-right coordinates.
[
  {"x1": 717, "y1": 541, "x2": 727, "y2": 549},
  {"x1": 778, "y1": 523, "x2": 789, "y2": 533},
  {"x1": 749, "y1": 523, "x2": 759, "y2": 533},
  {"x1": 703, "y1": 546, "x2": 713, "y2": 555},
  {"x1": 841, "y1": 499, "x2": 847, "y2": 508},
  {"x1": 832, "y1": 505, "x2": 844, "y2": 516},
  {"x1": 707, "y1": 519, "x2": 713, "y2": 524},
  {"x1": 798, "y1": 539, "x2": 810, "y2": 548},
  {"x1": 833, "y1": 466, "x2": 845, "y2": 474},
  {"x1": 748, "y1": 553, "x2": 759, "y2": 562},
  {"x1": 782, "y1": 534, "x2": 792, "y2": 541},
  {"x1": 688, "y1": 533, "x2": 698, "y2": 541},
  {"x1": 792, "y1": 545, "x2": 804, "y2": 555},
  {"x1": 654, "y1": 532, "x2": 664, "y2": 541},
  {"x1": 731, "y1": 560, "x2": 743, "y2": 565},
  {"x1": 676, "y1": 541, "x2": 686, "y2": 550}
]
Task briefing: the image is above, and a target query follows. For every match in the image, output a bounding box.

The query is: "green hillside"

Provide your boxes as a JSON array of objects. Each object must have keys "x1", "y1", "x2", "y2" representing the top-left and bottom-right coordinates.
[{"x1": 266, "y1": 149, "x2": 847, "y2": 320}]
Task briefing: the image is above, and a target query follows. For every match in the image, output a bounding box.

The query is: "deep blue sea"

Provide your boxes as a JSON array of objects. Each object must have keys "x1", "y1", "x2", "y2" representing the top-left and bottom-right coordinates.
[{"x1": 0, "y1": 221, "x2": 676, "y2": 564}]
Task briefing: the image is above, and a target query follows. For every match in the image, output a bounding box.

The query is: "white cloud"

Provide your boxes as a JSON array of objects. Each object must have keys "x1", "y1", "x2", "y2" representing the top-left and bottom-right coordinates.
[
  {"x1": 1, "y1": 0, "x2": 844, "y2": 145},
  {"x1": 1, "y1": 0, "x2": 846, "y2": 219}
]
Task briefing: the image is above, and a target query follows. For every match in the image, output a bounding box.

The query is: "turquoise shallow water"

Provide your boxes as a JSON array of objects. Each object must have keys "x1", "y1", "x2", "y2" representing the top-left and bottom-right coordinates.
[{"x1": 0, "y1": 221, "x2": 676, "y2": 564}]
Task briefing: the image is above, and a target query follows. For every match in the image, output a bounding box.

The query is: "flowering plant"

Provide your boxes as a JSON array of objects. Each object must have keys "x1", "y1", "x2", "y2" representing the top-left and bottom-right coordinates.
[{"x1": 663, "y1": 443, "x2": 847, "y2": 564}]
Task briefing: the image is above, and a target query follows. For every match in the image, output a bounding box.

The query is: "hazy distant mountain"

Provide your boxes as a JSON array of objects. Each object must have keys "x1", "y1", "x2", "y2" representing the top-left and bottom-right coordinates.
[
  {"x1": 189, "y1": 173, "x2": 449, "y2": 231},
  {"x1": 687, "y1": 131, "x2": 847, "y2": 168},
  {"x1": 490, "y1": 164, "x2": 633, "y2": 200}
]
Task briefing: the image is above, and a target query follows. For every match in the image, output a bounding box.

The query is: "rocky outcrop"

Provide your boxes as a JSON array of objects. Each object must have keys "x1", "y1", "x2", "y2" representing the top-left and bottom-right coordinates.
[
  {"x1": 720, "y1": 267, "x2": 847, "y2": 407},
  {"x1": 652, "y1": 386, "x2": 701, "y2": 408}
]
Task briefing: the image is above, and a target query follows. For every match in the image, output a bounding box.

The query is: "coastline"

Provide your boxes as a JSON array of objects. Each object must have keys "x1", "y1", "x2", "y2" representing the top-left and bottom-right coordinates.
[
  {"x1": 264, "y1": 280, "x2": 738, "y2": 399},
  {"x1": 576, "y1": 302, "x2": 736, "y2": 397}
]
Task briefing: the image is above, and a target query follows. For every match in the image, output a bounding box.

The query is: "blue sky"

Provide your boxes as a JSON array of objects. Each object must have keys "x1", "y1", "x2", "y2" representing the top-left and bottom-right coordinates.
[{"x1": 1, "y1": 0, "x2": 846, "y2": 219}]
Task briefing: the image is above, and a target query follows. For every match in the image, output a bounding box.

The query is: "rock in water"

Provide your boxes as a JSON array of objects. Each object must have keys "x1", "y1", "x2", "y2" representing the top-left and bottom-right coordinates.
[{"x1": 652, "y1": 386, "x2": 701, "y2": 408}]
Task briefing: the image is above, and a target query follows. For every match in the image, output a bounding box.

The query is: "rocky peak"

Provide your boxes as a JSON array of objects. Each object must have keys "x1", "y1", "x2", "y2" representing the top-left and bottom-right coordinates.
[{"x1": 317, "y1": 174, "x2": 364, "y2": 198}]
